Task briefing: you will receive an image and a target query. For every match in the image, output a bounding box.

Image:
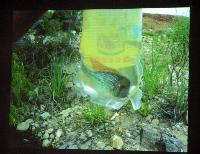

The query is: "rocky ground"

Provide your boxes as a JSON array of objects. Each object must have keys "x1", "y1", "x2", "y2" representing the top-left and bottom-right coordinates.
[
  {"x1": 16, "y1": 96, "x2": 188, "y2": 152},
  {"x1": 15, "y1": 60, "x2": 188, "y2": 152}
]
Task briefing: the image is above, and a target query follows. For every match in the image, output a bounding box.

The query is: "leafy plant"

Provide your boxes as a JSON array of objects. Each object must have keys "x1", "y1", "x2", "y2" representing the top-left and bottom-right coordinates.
[
  {"x1": 83, "y1": 102, "x2": 109, "y2": 126},
  {"x1": 9, "y1": 103, "x2": 30, "y2": 127},
  {"x1": 49, "y1": 54, "x2": 69, "y2": 103},
  {"x1": 11, "y1": 52, "x2": 33, "y2": 104},
  {"x1": 137, "y1": 96, "x2": 152, "y2": 117}
]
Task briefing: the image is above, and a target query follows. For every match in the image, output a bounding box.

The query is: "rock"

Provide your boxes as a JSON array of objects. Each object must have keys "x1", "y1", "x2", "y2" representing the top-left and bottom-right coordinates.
[
  {"x1": 47, "y1": 123, "x2": 53, "y2": 129},
  {"x1": 131, "y1": 127, "x2": 140, "y2": 137},
  {"x1": 68, "y1": 145, "x2": 78, "y2": 149},
  {"x1": 68, "y1": 131, "x2": 77, "y2": 138},
  {"x1": 115, "y1": 116, "x2": 120, "y2": 124},
  {"x1": 79, "y1": 132, "x2": 87, "y2": 142},
  {"x1": 104, "y1": 146, "x2": 113, "y2": 150},
  {"x1": 59, "y1": 144, "x2": 68, "y2": 149},
  {"x1": 175, "y1": 124, "x2": 181, "y2": 130},
  {"x1": 38, "y1": 132, "x2": 42, "y2": 137},
  {"x1": 50, "y1": 134, "x2": 54, "y2": 139},
  {"x1": 86, "y1": 130, "x2": 93, "y2": 138},
  {"x1": 111, "y1": 121, "x2": 115, "y2": 126},
  {"x1": 40, "y1": 112, "x2": 50, "y2": 120},
  {"x1": 146, "y1": 115, "x2": 153, "y2": 122},
  {"x1": 25, "y1": 118, "x2": 34, "y2": 124},
  {"x1": 60, "y1": 108, "x2": 71, "y2": 118},
  {"x1": 73, "y1": 105, "x2": 81, "y2": 110},
  {"x1": 42, "y1": 139, "x2": 51, "y2": 147},
  {"x1": 41, "y1": 121, "x2": 48, "y2": 128},
  {"x1": 160, "y1": 133, "x2": 183, "y2": 152},
  {"x1": 111, "y1": 112, "x2": 119, "y2": 120},
  {"x1": 46, "y1": 128, "x2": 54, "y2": 134},
  {"x1": 142, "y1": 128, "x2": 161, "y2": 149},
  {"x1": 125, "y1": 131, "x2": 131, "y2": 137},
  {"x1": 96, "y1": 141, "x2": 106, "y2": 150},
  {"x1": 33, "y1": 122, "x2": 39, "y2": 128},
  {"x1": 151, "y1": 118, "x2": 159, "y2": 125},
  {"x1": 111, "y1": 135, "x2": 124, "y2": 149},
  {"x1": 16, "y1": 122, "x2": 30, "y2": 131},
  {"x1": 32, "y1": 126, "x2": 36, "y2": 131},
  {"x1": 80, "y1": 140, "x2": 91, "y2": 149},
  {"x1": 40, "y1": 104, "x2": 45, "y2": 111},
  {"x1": 43, "y1": 132, "x2": 49, "y2": 139},
  {"x1": 56, "y1": 129, "x2": 63, "y2": 138}
]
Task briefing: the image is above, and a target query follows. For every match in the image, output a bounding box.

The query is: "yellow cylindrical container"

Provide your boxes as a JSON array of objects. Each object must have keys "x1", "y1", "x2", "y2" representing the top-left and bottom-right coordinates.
[{"x1": 78, "y1": 9, "x2": 143, "y2": 110}]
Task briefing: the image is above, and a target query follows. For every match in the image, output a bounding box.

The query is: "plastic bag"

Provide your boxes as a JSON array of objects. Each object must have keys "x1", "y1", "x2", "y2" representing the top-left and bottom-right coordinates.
[{"x1": 77, "y1": 9, "x2": 143, "y2": 110}]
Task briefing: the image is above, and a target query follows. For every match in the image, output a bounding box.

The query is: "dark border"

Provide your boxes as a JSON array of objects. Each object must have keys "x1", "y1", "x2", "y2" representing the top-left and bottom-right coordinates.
[{"x1": 1, "y1": 0, "x2": 198, "y2": 154}]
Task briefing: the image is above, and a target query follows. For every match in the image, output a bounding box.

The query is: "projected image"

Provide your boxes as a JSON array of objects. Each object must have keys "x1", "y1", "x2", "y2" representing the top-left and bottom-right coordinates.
[{"x1": 10, "y1": 8, "x2": 189, "y2": 152}]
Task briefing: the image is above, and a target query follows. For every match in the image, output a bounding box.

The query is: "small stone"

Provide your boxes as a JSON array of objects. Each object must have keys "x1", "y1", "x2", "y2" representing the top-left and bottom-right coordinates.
[
  {"x1": 47, "y1": 122, "x2": 54, "y2": 129},
  {"x1": 151, "y1": 119, "x2": 159, "y2": 125},
  {"x1": 60, "y1": 108, "x2": 71, "y2": 118},
  {"x1": 40, "y1": 104, "x2": 45, "y2": 111},
  {"x1": 41, "y1": 121, "x2": 48, "y2": 128},
  {"x1": 131, "y1": 127, "x2": 140, "y2": 137},
  {"x1": 104, "y1": 146, "x2": 113, "y2": 150},
  {"x1": 79, "y1": 133, "x2": 87, "y2": 142},
  {"x1": 68, "y1": 131, "x2": 77, "y2": 138},
  {"x1": 56, "y1": 129, "x2": 63, "y2": 138},
  {"x1": 96, "y1": 141, "x2": 106, "y2": 149},
  {"x1": 166, "y1": 128, "x2": 170, "y2": 132},
  {"x1": 73, "y1": 105, "x2": 80, "y2": 110},
  {"x1": 76, "y1": 111, "x2": 82, "y2": 115},
  {"x1": 111, "y1": 135, "x2": 124, "y2": 149},
  {"x1": 50, "y1": 134, "x2": 54, "y2": 139},
  {"x1": 111, "y1": 121, "x2": 115, "y2": 126},
  {"x1": 16, "y1": 122, "x2": 29, "y2": 131},
  {"x1": 172, "y1": 125, "x2": 176, "y2": 130},
  {"x1": 68, "y1": 145, "x2": 78, "y2": 149},
  {"x1": 80, "y1": 140, "x2": 92, "y2": 149},
  {"x1": 125, "y1": 131, "x2": 131, "y2": 137},
  {"x1": 59, "y1": 144, "x2": 68, "y2": 149},
  {"x1": 86, "y1": 130, "x2": 93, "y2": 138},
  {"x1": 111, "y1": 112, "x2": 119, "y2": 120},
  {"x1": 34, "y1": 123, "x2": 39, "y2": 128},
  {"x1": 146, "y1": 115, "x2": 153, "y2": 122},
  {"x1": 175, "y1": 124, "x2": 181, "y2": 130},
  {"x1": 161, "y1": 133, "x2": 183, "y2": 152},
  {"x1": 32, "y1": 126, "x2": 36, "y2": 131},
  {"x1": 25, "y1": 119, "x2": 34, "y2": 124},
  {"x1": 43, "y1": 132, "x2": 49, "y2": 139},
  {"x1": 38, "y1": 132, "x2": 42, "y2": 137},
  {"x1": 40, "y1": 112, "x2": 50, "y2": 120},
  {"x1": 46, "y1": 128, "x2": 54, "y2": 134},
  {"x1": 142, "y1": 128, "x2": 161, "y2": 148},
  {"x1": 80, "y1": 143, "x2": 89, "y2": 149},
  {"x1": 42, "y1": 139, "x2": 51, "y2": 147}
]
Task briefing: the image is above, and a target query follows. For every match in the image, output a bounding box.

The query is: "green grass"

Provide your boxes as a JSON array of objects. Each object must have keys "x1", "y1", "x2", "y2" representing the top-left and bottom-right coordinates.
[
  {"x1": 83, "y1": 102, "x2": 109, "y2": 126},
  {"x1": 139, "y1": 16, "x2": 189, "y2": 120},
  {"x1": 50, "y1": 54, "x2": 67, "y2": 101}
]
